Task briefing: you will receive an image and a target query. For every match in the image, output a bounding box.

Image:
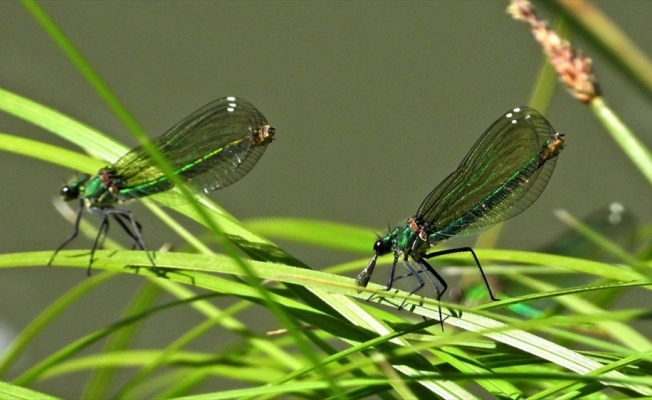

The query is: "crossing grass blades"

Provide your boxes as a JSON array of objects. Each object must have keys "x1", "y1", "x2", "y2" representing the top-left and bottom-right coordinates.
[
  {"x1": 48, "y1": 96, "x2": 275, "y2": 275},
  {"x1": 356, "y1": 106, "x2": 565, "y2": 329}
]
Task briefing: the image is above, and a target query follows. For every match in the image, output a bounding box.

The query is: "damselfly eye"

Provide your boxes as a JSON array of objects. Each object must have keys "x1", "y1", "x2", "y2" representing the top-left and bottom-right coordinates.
[
  {"x1": 373, "y1": 239, "x2": 391, "y2": 255},
  {"x1": 60, "y1": 185, "x2": 79, "y2": 201}
]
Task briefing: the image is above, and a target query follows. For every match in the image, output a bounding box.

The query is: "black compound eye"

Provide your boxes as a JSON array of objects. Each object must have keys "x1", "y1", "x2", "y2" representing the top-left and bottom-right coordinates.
[
  {"x1": 60, "y1": 185, "x2": 79, "y2": 201},
  {"x1": 373, "y1": 239, "x2": 391, "y2": 255}
]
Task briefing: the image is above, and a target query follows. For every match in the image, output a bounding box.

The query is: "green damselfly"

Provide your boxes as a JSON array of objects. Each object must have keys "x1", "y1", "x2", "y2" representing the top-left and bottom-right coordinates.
[
  {"x1": 49, "y1": 96, "x2": 275, "y2": 273},
  {"x1": 356, "y1": 106, "x2": 564, "y2": 324}
]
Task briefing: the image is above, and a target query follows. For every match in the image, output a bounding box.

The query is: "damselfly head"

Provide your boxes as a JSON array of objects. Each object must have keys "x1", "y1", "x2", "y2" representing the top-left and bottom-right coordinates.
[
  {"x1": 356, "y1": 234, "x2": 394, "y2": 287},
  {"x1": 60, "y1": 185, "x2": 78, "y2": 201},
  {"x1": 60, "y1": 174, "x2": 91, "y2": 202}
]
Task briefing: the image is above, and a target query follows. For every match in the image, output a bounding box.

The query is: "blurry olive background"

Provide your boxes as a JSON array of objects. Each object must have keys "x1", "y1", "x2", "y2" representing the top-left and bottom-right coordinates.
[{"x1": 1, "y1": 1, "x2": 652, "y2": 397}]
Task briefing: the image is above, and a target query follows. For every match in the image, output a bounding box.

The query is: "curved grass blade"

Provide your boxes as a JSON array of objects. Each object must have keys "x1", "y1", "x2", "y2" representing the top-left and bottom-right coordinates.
[
  {"x1": 0, "y1": 272, "x2": 118, "y2": 378},
  {"x1": 0, "y1": 380, "x2": 60, "y2": 400},
  {"x1": 244, "y1": 218, "x2": 375, "y2": 254},
  {"x1": 0, "y1": 88, "x2": 125, "y2": 160},
  {"x1": 82, "y1": 281, "x2": 162, "y2": 399}
]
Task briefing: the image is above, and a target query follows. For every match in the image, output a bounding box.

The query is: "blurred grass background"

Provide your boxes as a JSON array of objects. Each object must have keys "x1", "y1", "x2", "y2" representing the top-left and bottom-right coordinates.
[{"x1": 1, "y1": 1, "x2": 652, "y2": 398}]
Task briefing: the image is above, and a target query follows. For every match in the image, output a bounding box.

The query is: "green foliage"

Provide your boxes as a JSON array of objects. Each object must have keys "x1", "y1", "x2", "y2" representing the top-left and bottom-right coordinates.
[{"x1": 1, "y1": 1, "x2": 652, "y2": 399}]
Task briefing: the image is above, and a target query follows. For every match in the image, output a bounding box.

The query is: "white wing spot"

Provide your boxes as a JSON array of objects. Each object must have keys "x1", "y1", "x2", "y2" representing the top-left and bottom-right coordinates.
[
  {"x1": 227, "y1": 96, "x2": 236, "y2": 101},
  {"x1": 610, "y1": 202, "x2": 624, "y2": 213}
]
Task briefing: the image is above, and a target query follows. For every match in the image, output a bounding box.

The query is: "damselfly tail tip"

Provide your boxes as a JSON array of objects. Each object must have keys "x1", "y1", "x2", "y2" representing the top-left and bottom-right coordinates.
[
  {"x1": 538, "y1": 132, "x2": 565, "y2": 167},
  {"x1": 253, "y1": 125, "x2": 276, "y2": 146}
]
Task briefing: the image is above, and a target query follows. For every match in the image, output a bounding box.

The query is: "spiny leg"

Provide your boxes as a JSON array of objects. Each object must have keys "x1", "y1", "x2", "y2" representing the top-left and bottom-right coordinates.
[
  {"x1": 107, "y1": 210, "x2": 145, "y2": 250},
  {"x1": 417, "y1": 258, "x2": 448, "y2": 330},
  {"x1": 111, "y1": 213, "x2": 143, "y2": 274},
  {"x1": 112, "y1": 213, "x2": 143, "y2": 250},
  {"x1": 48, "y1": 199, "x2": 85, "y2": 266},
  {"x1": 97, "y1": 213, "x2": 111, "y2": 251},
  {"x1": 108, "y1": 209, "x2": 167, "y2": 277},
  {"x1": 423, "y1": 246, "x2": 498, "y2": 301},
  {"x1": 384, "y1": 254, "x2": 402, "y2": 290},
  {"x1": 88, "y1": 211, "x2": 110, "y2": 276},
  {"x1": 396, "y1": 259, "x2": 425, "y2": 311},
  {"x1": 107, "y1": 209, "x2": 156, "y2": 267},
  {"x1": 115, "y1": 213, "x2": 144, "y2": 251},
  {"x1": 390, "y1": 267, "x2": 426, "y2": 283},
  {"x1": 386, "y1": 258, "x2": 448, "y2": 328}
]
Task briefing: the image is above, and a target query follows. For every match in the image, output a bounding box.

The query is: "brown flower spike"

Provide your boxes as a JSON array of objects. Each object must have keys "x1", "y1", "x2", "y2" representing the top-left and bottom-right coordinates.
[{"x1": 508, "y1": 0, "x2": 601, "y2": 104}]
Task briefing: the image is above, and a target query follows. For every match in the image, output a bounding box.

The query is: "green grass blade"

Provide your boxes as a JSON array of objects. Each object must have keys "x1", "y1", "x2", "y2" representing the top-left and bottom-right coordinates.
[
  {"x1": 590, "y1": 97, "x2": 652, "y2": 188},
  {"x1": 0, "y1": 133, "x2": 103, "y2": 172},
  {"x1": 530, "y1": 349, "x2": 652, "y2": 399},
  {"x1": 0, "y1": 380, "x2": 61, "y2": 400},
  {"x1": 113, "y1": 300, "x2": 294, "y2": 399},
  {"x1": 21, "y1": 5, "x2": 319, "y2": 382},
  {"x1": 0, "y1": 81, "x2": 338, "y2": 391},
  {"x1": 82, "y1": 282, "x2": 162, "y2": 399},
  {"x1": 433, "y1": 346, "x2": 522, "y2": 399},
  {"x1": 475, "y1": 249, "x2": 644, "y2": 281},
  {"x1": 553, "y1": 0, "x2": 652, "y2": 102},
  {"x1": 244, "y1": 218, "x2": 375, "y2": 253},
  {"x1": 40, "y1": 351, "x2": 214, "y2": 379},
  {"x1": 11, "y1": 293, "x2": 221, "y2": 386},
  {"x1": 510, "y1": 273, "x2": 652, "y2": 351},
  {"x1": 21, "y1": 0, "x2": 147, "y2": 147},
  {"x1": 0, "y1": 87, "x2": 125, "y2": 160},
  {"x1": 304, "y1": 293, "x2": 477, "y2": 398},
  {"x1": 0, "y1": 272, "x2": 118, "y2": 378},
  {"x1": 554, "y1": 209, "x2": 642, "y2": 267}
]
